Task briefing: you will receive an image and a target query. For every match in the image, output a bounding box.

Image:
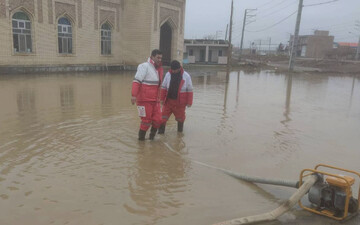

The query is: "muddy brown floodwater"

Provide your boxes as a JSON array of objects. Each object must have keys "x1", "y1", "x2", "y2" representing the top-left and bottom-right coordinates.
[{"x1": 0, "y1": 70, "x2": 359, "y2": 225}]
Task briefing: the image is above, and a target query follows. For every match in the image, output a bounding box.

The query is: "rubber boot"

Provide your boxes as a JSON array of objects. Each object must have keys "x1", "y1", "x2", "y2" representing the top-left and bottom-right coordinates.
[
  {"x1": 138, "y1": 129, "x2": 146, "y2": 141},
  {"x1": 158, "y1": 124, "x2": 166, "y2": 134},
  {"x1": 149, "y1": 127, "x2": 158, "y2": 140},
  {"x1": 177, "y1": 122, "x2": 184, "y2": 132}
]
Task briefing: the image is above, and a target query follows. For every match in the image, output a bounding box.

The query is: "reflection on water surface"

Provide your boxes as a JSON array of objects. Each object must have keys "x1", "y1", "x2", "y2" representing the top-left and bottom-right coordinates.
[{"x1": 0, "y1": 71, "x2": 359, "y2": 225}]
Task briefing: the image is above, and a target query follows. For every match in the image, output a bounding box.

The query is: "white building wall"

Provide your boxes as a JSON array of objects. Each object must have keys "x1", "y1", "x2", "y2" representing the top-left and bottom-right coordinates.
[{"x1": 185, "y1": 43, "x2": 228, "y2": 64}]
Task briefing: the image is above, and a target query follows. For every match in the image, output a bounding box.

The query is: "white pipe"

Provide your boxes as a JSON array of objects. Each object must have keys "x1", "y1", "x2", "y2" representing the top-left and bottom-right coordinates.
[{"x1": 213, "y1": 174, "x2": 318, "y2": 225}]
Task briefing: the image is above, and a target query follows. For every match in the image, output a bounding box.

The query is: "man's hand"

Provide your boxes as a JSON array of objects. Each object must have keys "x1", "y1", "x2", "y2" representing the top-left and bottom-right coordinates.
[
  {"x1": 187, "y1": 104, "x2": 191, "y2": 108},
  {"x1": 131, "y1": 96, "x2": 137, "y2": 105}
]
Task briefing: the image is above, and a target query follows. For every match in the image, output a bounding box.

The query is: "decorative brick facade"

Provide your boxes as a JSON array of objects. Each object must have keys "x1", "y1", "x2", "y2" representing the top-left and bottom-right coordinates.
[
  {"x1": 155, "y1": 0, "x2": 184, "y2": 33},
  {"x1": 77, "y1": 0, "x2": 82, "y2": 27},
  {"x1": 154, "y1": 0, "x2": 158, "y2": 31},
  {"x1": 55, "y1": 2, "x2": 76, "y2": 23},
  {"x1": 94, "y1": 0, "x2": 99, "y2": 29},
  {"x1": 158, "y1": 0, "x2": 184, "y2": 32},
  {"x1": 37, "y1": 0, "x2": 43, "y2": 22},
  {"x1": 160, "y1": 7, "x2": 179, "y2": 28},
  {"x1": 94, "y1": 0, "x2": 121, "y2": 31},
  {"x1": 10, "y1": 0, "x2": 35, "y2": 16},
  {"x1": 0, "y1": 0, "x2": 186, "y2": 72},
  {"x1": 48, "y1": 0, "x2": 53, "y2": 23},
  {"x1": 100, "y1": 9, "x2": 115, "y2": 28},
  {"x1": 0, "y1": 0, "x2": 6, "y2": 18}
]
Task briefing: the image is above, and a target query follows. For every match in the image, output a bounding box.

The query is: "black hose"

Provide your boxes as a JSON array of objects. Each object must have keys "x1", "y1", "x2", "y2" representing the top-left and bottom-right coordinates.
[
  {"x1": 219, "y1": 169, "x2": 299, "y2": 188},
  {"x1": 162, "y1": 142, "x2": 300, "y2": 188}
]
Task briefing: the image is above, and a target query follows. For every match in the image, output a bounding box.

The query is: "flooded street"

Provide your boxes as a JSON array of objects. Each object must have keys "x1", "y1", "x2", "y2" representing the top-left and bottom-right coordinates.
[{"x1": 0, "y1": 70, "x2": 359, "y2": 225}]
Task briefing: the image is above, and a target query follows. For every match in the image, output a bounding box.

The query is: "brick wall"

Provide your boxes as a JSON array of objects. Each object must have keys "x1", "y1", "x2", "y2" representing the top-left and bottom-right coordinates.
[{"x1": 0, "y1": 0, "x2": 185, "y2": 69}]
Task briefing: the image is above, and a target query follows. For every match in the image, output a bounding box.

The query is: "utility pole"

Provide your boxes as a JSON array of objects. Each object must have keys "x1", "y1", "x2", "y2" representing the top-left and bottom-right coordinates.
[
  {"x1": 350, "y1": 20, "x2": 360, "y2": 60},
  {"x1": 268, "y1": 37, "x2": 271, "y2": 54},
  {"x1": 356, "y1": 36, "x2": 360, "y2": 60},
  {"x1": 225, "y1": 24, "x2": 229, "y2": 41},
  {"x1": 227, "y1": 0, "x2": 234, "y2": 70},
  {"x1": 239, "y1": 9, "x2": 256, "y2": 61},
  {"x1": 239, "y1": 10, "x2": 247, "y2": 60},
  {"x1": 289, "y1": 0, "x2": 304, "y2": 71},
  {"x1": 259, "y1": 39, "x2": 262, "y2": 53}
]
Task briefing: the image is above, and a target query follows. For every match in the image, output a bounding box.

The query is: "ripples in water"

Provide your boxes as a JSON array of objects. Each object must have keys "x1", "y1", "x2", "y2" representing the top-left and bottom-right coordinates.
[{"x1": 0, "y1": 71, "x2": 359, "y2": 225}]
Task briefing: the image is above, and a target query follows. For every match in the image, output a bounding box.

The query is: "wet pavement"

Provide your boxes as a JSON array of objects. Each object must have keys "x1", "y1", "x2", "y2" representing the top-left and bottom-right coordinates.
[{"x1": 0, "y1": 70, "x2": 359, "y2": 225}]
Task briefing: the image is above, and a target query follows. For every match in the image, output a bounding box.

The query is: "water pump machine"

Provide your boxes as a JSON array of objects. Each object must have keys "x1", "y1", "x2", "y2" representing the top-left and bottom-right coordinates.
[{"x1": 299, "y1": 164, "x2": 359, "y2": 221}]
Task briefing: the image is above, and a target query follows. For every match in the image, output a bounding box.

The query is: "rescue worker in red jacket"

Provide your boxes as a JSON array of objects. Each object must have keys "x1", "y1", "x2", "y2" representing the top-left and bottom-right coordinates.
[
  {"x1": 131, "y1": 49, "x2": 163, "y2": 140},
  {"x1": 158, "y1": 60, "x2": 193, "y2": 134}
]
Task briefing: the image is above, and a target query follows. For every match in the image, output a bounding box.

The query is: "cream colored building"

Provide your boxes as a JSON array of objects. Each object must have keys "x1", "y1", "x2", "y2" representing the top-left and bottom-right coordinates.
[
  {"x1": 184, "y1": 39, "x2": 229, "y2": 64},
  {"x1": 0, "y1": 0, "x2": 186, "y2": 73}
]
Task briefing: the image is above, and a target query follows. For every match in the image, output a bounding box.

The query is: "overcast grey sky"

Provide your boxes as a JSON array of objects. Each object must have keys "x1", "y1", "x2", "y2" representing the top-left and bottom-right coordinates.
[{"x1": 184, "y1": 0, "x2": 360, "y2": 48}]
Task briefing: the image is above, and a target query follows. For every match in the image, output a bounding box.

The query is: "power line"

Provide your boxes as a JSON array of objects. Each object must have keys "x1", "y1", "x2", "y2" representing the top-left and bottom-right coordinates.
[
  {"x1": 303, "y1": 0, "x2": 339, "y2": 7},
  {"x1": 233, "y1": 0, "x2": 296, "y2": 30},
  {"x1": 260, "y1": 0, "x2": 298, "y2": 19},
  {"x1": 245, "y1": 11, "x2": 298, "y2": 33},
  {"x1": 257, "y1": 0, "x2": 289, "y2": 12},
  {"x1": 254, "y1": 0, "x2": 278, "y2": 9}
]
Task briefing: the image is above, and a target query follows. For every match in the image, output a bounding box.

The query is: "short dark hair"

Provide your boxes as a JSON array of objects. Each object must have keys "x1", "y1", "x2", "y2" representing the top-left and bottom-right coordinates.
[
  {"x1": 151, "y1": 49, "x2": 162, "y2": 57},
  {"x1": 170, "y1": 60, "x2": 181, "y2": 70}
]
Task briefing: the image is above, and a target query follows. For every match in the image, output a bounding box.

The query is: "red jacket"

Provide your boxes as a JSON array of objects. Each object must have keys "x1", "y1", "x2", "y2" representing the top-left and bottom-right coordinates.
[
  {"x1": 132, "y1": 58, "x2": 163, "y2": 102},
  {"x1": 160, "y1": 68, "x2": 193, "y2": 106}
]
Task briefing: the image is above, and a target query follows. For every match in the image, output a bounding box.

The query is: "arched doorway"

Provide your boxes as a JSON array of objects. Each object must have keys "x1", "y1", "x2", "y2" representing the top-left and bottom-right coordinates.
[{"x1": 160, "y1": 22, "x2": 172, "y2": 66}]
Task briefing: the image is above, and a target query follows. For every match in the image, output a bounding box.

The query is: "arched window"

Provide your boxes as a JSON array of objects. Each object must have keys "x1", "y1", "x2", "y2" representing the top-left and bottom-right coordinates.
[
  {"x1": 101, "y1": 23, "x2": 112, "y2": 55},
  {"x1": 12, "y1": 12, "x2": 32, "y2": 53},
  {"x1": 58, "y1": 17, "x2": 73, "y2": 54}
]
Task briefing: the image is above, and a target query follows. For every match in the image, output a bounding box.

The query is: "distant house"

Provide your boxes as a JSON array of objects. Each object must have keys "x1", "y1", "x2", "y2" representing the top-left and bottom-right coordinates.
[
  {"x1": 328, "y1": 42, "x2": 359, "y2": 60},
  {"x1": 289, "y1": 30, "x2": 334, "y2": 59},
  {"x1": 334, "y1": 42, "x2": 358, "y2": 49},
  {"x1": 184, "y1": 39, "x2": 229, "y2": 64}
]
